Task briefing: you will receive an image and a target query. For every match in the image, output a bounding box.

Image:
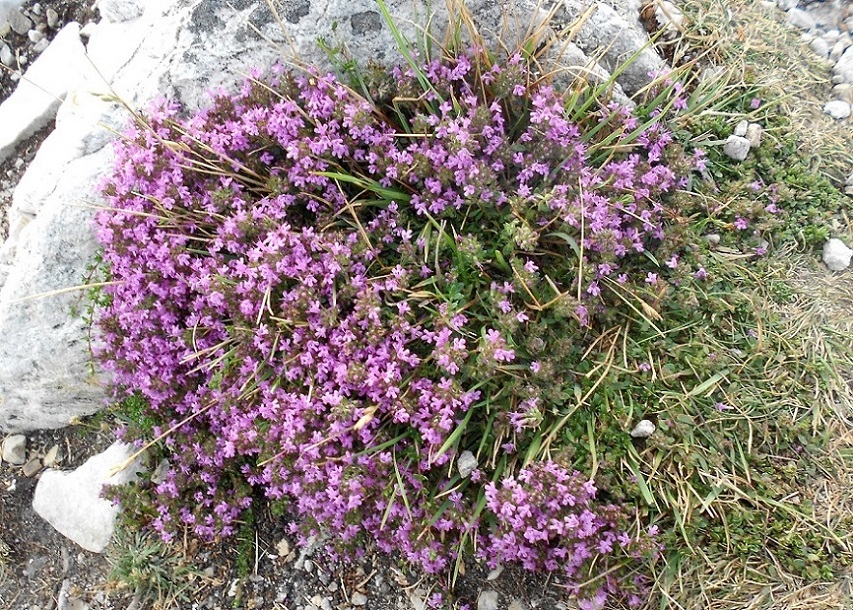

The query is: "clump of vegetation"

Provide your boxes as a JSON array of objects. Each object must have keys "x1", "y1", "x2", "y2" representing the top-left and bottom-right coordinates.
[{"x1": 94, "y1": 3, "x2": 853, "y2": 609}]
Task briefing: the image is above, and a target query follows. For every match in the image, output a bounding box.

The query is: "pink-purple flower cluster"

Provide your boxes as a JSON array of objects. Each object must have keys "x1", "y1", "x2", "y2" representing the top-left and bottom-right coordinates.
[{"x1": 95, "y1": 52, "x2": 683, "y2": 606}]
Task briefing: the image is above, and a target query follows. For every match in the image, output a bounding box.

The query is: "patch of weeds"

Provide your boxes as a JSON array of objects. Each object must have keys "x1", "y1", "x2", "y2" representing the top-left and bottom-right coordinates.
[{"x1": 107, "y1": 527, "x2": 200, "y2": 609}]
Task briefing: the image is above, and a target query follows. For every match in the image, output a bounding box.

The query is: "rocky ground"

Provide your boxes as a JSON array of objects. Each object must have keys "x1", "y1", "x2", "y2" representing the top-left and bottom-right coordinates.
[{"x1": 0, "y1": 0, "x2": 852, "y2": 609}]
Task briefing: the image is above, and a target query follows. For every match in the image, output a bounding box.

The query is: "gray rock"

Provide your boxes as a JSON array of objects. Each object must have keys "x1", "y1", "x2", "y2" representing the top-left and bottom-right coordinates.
[
  {"x1": 32, "y1": 37, "x2": 49, "y2": 54},
  {"x1": 478, "y1": 590, "x2": 499, "y2": 610},
  {"x1": 823, "y1": 99, "x2": 851, "y2": 119},
  {"x1": 45, "y1": 7, "x2": 58, "y2": 28},
  {"x1": 6, "y1": 8, "x2": 31, "y2": 35},
  {"x1": 777, "y1": 0, "x2": 798, "y2": 9},
  {"x1": 457, "y1": 450, "x2": 478, "y2": 478},
  {"x1": 351, "y1": 592, "x2": 368, "y2": 606},
  {"x1": 508, "y1": 600, "x2": 527, "y2": 610},
  {"x1": 832, "y1": 83, "x2": 853, "y2": 103},
  {"x1": 27, "y1": 29, "x2": 43, "y2": 43},
  {"x1": 734, "y1": 119, "x2": 748, "y2": 137},
  {"x1": 810, "y1": 36, "x2": 829, "y2": 58},
  {"x1": 630, "y1": 419, "x2": 656, "y2": 438},
  {"x1": 831, "y1": 38, "x2": 850, "y2": 62},
  {"x1": 2, "y1": 434, "x2": 26, "y2": 464},
  {"x1": 32, "y1": 442, "x2": 143, "y2": 553},
  {"x1": 723, "y1": 135, "x2": 751, "y2": 161},
  {"x1": 834, "y1": 46, "x2": 853, "y2": 83},
  {"x1": 822, "y1": 238, "x2": 853, "y2": 271},
  {"x1": 787, "y1": 8, "x2": 816, "y2": 31}
]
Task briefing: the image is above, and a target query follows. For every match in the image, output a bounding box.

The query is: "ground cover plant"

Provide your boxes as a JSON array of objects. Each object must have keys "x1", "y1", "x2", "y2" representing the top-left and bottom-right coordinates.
[{"x1": 93, "y1": 2, "x2": 853, "y2": 608}]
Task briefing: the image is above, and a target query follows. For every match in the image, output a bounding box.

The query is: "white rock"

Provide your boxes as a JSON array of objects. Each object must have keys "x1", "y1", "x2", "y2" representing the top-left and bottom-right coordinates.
[
  {"x1": 32, "y1": 442, "x2": 143, "y2": 553},
  {"x1": 95, "y1": 0, "x2": 144, "y2": 22},
  {"x1": 787, "y1": 8, "x2": 816, "y2": 31},
  {"x1": 27, "y1": 28, "x2": 43, "y2": 43},
  {"x1": 457, "y1": 450, "x2": 478, "y2": 479},
  {"x1": 0, "y1": 23, "x2": 87, "y2": 165},
  {"x1": 746, "y1": 123, "x2": 763, "y2": 149},
  {"x1": 46, "y1": 7, "x2": 58, "y2": 28},
  {"x1": 823, "y1": 100, "x2": 851, "y2": 119},
  {"x1": 6, "y1": 7, "x2": 31, "y2": 35},
  {"x1": 822, "y1": 238, "x2": 853, "y2": 271},
  {"x1": 630, "y1": 419, "x2": 656, "y2": 438},
  {"x1": 32, "y1": 37, "x2": 49, "y2": 54},
  {"x1": 831, "y1": 38, "x2": 850, "y2": 62},
  {"x1": 734, "y1": 119, "x2": 748, "y2": 137},
  {"x1": 0, "y1": 43, "x2": 12, "y2": 67},
  {"x1": 777, "y1": 0, "x2": 798, "y2": 9},
  {"x1": 2, "y1": 434, "x2": 26, "y2": 464},
  {"x1": 508, "y1": 600, "x2": 527, "y2": 610},
  {"x1": 351, "y1": 592, "x2": 368, "y2": 606},
  {"x1": 486, "y1": 565, "x2": 503, "y2": 581},
  {"x1": 810, "y1": 37, "x2": 830, "y2": 58},
  {"x1": 478, "y1": 590, "x2": 499, "y2": 610},
  {"x1": 723, "y1": 135, "x2": 751, "y2": 161}
]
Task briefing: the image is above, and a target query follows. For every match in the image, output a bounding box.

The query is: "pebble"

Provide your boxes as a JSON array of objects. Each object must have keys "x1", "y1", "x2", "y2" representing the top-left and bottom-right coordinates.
[
  {"x1": 787, "y1": 7, "x2": 816, "y2": 31},
  {"x1": 831, "y1": 38, "x2": 850, "y2": 62},
  {"x1": 746, "y1": 123, "x2": 763, "y2": 148},
  {"x1": 303, "y1": 559, "x2": 314, "y2": 574},
  {"x1": 630, "y1": 419, "x2": 656, "y2": 438},
  {"x1": 46, "y1": 8, "x2": 59, "y2": 29},
  {"x1": 22, "y1": 457, "x2": 42, "y2": 477},
  {"x1": 723, "y1": 135, "x2": 751, "y2": 161},
  {"x1": 508, "y1": 600, "x2": 527, "y2": 610},
  {"x1": 832, "y1": 83, "x2": 853, "y2": 103},
  {"x1": 823, "y1": 99, "x2": 851, "y2": 119},
  {"x1": 2, "y1": 434, "x2": 27, "y2": 465},
  {"x1": 810, "y1": 37, "x2": 829, "y2": 58},
  {"x1": 734, "y1": 119, "x2": 748, "y2": 137},
  {"x1": 32, "y1": 37, "x2": 49, "y2": 54},
  {"x1": 823, "y1": 238, "x2": 853, "y2": 271},
  {"x1": 705, "y1": 233, "x2": 721, "y2": 245},
  {"x1": 0, "y1": 44, "x2": 13, "y2": 67},
  {"x1": 7, "y1": 9, "x2": 32, "y2": 36},
  {"x1": 478, "y1": 590, "x2": 499, "y2": 610},
  {"x1": 457, "y1": 450, "x2": 478, "y2": 478},
  {"x1": 27, "y1": 29, "x2": 43, "y2": 43},
  {"x1": 777, "y1": 0, "x2": 798, "y2": 9},
  {"x1": 351, "y1": 592, "x2": 367, "y2": 606}
]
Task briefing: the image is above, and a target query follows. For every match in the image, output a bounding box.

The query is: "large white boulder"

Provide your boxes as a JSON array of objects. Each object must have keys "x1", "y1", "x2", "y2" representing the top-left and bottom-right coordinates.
[{"x1": 32, "y1": 442, "x2": 143, "y2": 553}]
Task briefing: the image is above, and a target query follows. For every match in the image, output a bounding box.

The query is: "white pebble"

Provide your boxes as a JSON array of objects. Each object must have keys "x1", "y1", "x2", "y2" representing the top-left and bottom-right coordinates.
[
  {"x1": 810, "y1": 37, "x2": 830, "y2": 58},
  {"x1": 824, "y1": 100, "x2": 851, "y2": 119},
  {"x1": 734, "y1": 120, "x2": 749, "y2": 137},
  {"x1": 27, "y1": 29, "x2": 43, "y2": 43},
  {"x1": 746, "y1": 123, "x2": 762, "y2": 149},
  {"x1": 630, "y1": 420, "x2": 656, "y2": 439},
  {"x1": 823, "y1": 238, "x2": 853, "y2": 271},
  {"x1": 723, "y1": 135, "x2": 751, "y2": 161},
  {"x1": 457, "y1": 450, "x2": 478, "y2": 479}
]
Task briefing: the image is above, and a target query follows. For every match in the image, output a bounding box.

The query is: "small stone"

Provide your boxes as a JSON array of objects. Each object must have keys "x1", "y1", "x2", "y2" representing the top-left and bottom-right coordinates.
[
  {"x1": 22, "y1": 458, "x2": 42, "y2": 477},
  {"x1": 822, "y1": 238, "x2": 853, "y2": 271},
  {"x1": 31, "y1": 3, "x2": 42, "y2": 16},
  {"x1": 457, "y1": 450, "x2": 478, "y2": 479},
  {"x1": 825, "y1": 30, "x2": 841, "y2": 44},
  {"x1": 810, "y1": 37, "x2": 830, "y2": 58},
  {"x1": 824, "y1": 100, "x2": 851, "y2": 119},
  {"x1": 46, "y1": 8, "x2": 59, "y2": 29},
  {"x1": 486, "y1": 565, "x2": 503, "y2": 581},
  {"x1": 508, "y1": 600, "x2": 527, "y2": 610},
  {"x1": 723, "y1": 135, "x2": 751, "y2": 161},
  {"x1": 351, "y1": 592, "x2": 367, "y2": 606},
  {"x1": 833, "y1": 73, "x2": 846, "y2": 84},
  {"x1": 303, "y1": 559, "x2": 314, "y2": 573},
  {"x1": 777, "y1": 0, "x2": 798, "y2": 9},
  {"x1": 746, "y1": 123, "x2": 763, "y2": 149},
  {"x1": 733, "y1": 120, "x2": 748, "y2": 137},
  {"x1": 832, "y1": 39, "x2": 850, "y2": 62},
  {"x1": 705, "y1": 233, "x2": 721, "y2": 245},
  {"x1": 832, "y1": 83, "x2": 853, "y2": 104},
  {"x1": 0, "y1": 44, "x2": 13, "y2": 67},
  {"x1": 630, "y1": 419, "x2": 656, "y2": 438},
  {"x1": 787, "y1": 8, "x2": 816, "y2": 31},
  {"x1": 32, "y1": 38, "x2": 49, "y2": 54},
  {"x1": 17, "y1": 54, "x2": 27, "y2": 65},
  {"x1": 43, "y1": 445, "x2": 59, "y2": 468},
  {"x1": 478, "y1": 590, "x2": 499, "y2": 610},
  {"x1": 654, "y1": 0, "x2": 684, "y2": 32},
  {"x1": 2, "y1": 435, "x2": 27, "y2": 465},
  {"x1": 27, "y1": 29, "x2": 44, "y2": 43},
  {"x1": 7, "y1": 9, "x2": 32, "y2": 36},
  {"x1": 79, "y1": 21, "x2": 97, "y2": 38}
]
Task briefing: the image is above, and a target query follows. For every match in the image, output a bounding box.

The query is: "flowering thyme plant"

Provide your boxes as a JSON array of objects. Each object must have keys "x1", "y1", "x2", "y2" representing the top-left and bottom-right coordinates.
[{"x1": 96, "y1": 47, "x2": 696, "y2": 606}]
